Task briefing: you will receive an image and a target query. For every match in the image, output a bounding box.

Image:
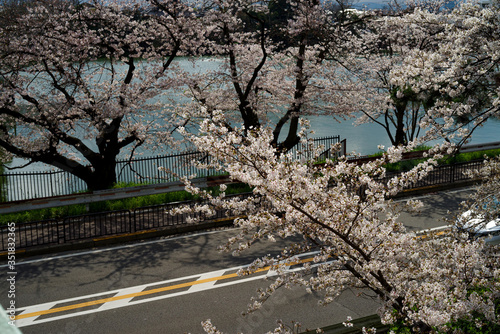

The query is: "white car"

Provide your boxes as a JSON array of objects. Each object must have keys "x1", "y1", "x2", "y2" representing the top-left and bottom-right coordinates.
[{"x1": 459, "y1": 203, "x2": 500, "y2": 245}]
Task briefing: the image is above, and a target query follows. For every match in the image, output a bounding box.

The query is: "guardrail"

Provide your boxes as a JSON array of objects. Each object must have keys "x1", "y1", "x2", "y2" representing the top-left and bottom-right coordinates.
[{"x1": 383, "y1": 160, "x2": 484, "y2": 189}]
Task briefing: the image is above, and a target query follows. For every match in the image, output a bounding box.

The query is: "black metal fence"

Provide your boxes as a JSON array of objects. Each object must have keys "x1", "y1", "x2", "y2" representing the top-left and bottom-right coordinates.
[
  {"x1": 0, "y1": 151, "x2": 218, "y2": 203},
  {"x1": 0, "y1": 193, "x2": 254, "y2": 251},
  {"x1": 0, "y1": 159, "x2": 485, "y2": 252},
  {"x1": 380, "y1": 160, "x2": 483, "y2": 189},
  {"x1": 115, "y1": 151, "x2": 218, "y2": 184},
  {"x1": 0, "y1": 170, "x2": 87, "y2": 203},
  {"x1": 287, "y1": 136, "x2": 343, "y2": 161},
  {"x1": 0, "y1": 136, "x2": 342, "y2": 203}
]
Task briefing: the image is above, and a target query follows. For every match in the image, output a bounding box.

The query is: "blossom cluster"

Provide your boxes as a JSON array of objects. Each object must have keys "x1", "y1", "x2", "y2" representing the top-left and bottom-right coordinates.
[{"x1": 1, "y1": 1, "x2": 500, "y2": 331}]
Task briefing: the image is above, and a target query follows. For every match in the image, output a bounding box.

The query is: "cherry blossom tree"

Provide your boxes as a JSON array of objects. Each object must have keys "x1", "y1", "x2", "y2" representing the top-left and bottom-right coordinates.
[
  {"x1": 173, "y1": 3, "x2": 500, "y2": 332},
  {"x1": 151, "y1": 1, "x2": 500, "y2": 332},
  {"x1": 0, "y1": 0, "x2": 27, "y2": 27},
  {"x1": 183, "y1": 0, "x2": 361, "y2": 154},
  {"x1": 170, "y1": 1, "x2": 500, "y2": 333},
  {"x1": 331, "y1": 0, "x2": 499, "y2": 149},
  {"x1": 337, "y1": 11, "x2": 441, "y2": 146},
  {"x1": 0, "y1": 0, "x2": 201, "y2": 190},
  {"x1": 326, "y1": 0, "x2": 468, "y2": 148},
  {"x1": 178, "y1": 115, "x2": 499, "y2": 333},
  {"x1": 387, "y1": 1, "x2": 500, "y2": 147},
  {"x1": 386, "y1": 0, "x2": 456, "y2": 14}
]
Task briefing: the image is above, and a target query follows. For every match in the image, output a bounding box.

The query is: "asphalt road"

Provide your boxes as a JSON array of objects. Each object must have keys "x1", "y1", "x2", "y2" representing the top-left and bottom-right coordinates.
[{"x1": 0, "y1": 187, "x2": 473, "y2": 334}]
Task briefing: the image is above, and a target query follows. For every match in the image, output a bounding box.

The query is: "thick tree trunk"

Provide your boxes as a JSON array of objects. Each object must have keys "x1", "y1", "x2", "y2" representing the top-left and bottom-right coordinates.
[
  {"x1": 50, "y1": 157, "x2": 118, "y2": 192},
  {"x1": 394, "y1": 99, "x2": 408, "y2": 146},
  {"x1": 85, "y1": 161, "x2": 117, "y2": 191},
  {"x1": 272, "y1": 115, "x2": 300, "y2": 154}
]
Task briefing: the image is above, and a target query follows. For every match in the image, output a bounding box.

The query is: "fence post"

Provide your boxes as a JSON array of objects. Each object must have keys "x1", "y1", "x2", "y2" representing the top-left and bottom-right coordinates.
[
  {"x1": 0, "y1": 174, "x2": 5, "y2": 203},
  {"x1": 131, "y1": 210, "x2": 136, "y2": 233},
  {"x1": 56, "y1": 219, "x2": 60, "y2": 244},
  {"x1": 59, "y1": 219, "x2": 65, "y2": 244},
  {"x1": 450, "y1": 162, "x2": 455, "y2": 183},
  {"x1": 51, "y1": 171, "x2": 55, "y2": 197}
]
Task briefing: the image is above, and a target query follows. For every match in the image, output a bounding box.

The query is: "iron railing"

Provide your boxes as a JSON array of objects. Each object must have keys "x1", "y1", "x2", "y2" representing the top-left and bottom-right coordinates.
[
  {"x1": 380, "y1": 160, "x2": 483, "y2": 189},
  {"x1": 0, "y1": 151, "x2": 216, "y2": 202},
  {"x1": 0, "y1": 193, "x2": 254, "y2": 251},
  {"x1": 0, "y1": 136, "x2": 342, "y2": 202},
  {"x1": 287, "y1": 135, "x2": 342, "y2": 161}
]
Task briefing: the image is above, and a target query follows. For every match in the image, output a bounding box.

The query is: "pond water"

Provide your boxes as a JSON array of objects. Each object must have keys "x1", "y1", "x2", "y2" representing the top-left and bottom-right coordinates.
[
  {"x1": 4, "y1": 56, "x2": 500, "y2": 172},
  {"x1": 306, "y1": 114, "x2": 500, "y2": 155}
]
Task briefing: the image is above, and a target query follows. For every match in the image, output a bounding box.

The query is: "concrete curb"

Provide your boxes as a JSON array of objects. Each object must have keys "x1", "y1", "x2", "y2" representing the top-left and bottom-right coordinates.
[{"x1": 0, "y1": 216, "x2": 239, "y2": 260}]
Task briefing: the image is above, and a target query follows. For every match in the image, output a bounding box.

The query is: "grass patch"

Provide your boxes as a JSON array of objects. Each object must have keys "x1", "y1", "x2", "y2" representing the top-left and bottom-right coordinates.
[
  {"x1": 441, "y1": 148, "x2": 500, "y2": 164},
  {"x1": 367, "y1": 145, "x2": 433, "y2": 158},
  {"x1": 385, "y1": 158, "x2": 428, "y2": 172}
]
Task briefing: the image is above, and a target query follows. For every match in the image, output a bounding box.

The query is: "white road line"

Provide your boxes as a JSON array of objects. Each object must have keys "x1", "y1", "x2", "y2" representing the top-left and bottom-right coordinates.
[
  {"x1": 187, "y1": 270, "x2": 226, "y2": 292},
  {"x1": 415, "y1": 225, "x2": 452, "y2": 235},
  {"x1": 13, "y1": 271, "x2": 208, "y2": 314},
  {"x1": 97, "y1": 285, "x2": 147, "y2": 311},
  {"x1": 14, "y1": 274, "x2": 271, "y2": 328},
  {"x1": 11, "y1": 253, "x2": 319, "y2": 328},
  {"x1": 15, "y1": 301, "x2": 58, "y2": 327}
]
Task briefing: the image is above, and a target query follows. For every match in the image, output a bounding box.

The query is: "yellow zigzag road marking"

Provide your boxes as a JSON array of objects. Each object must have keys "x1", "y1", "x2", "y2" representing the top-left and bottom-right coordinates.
[
  {"x1": 16, "y1": 257, "x2": 314, "y2": 321},
  {"x1": 15, "y1": 230, "x2": 450, "y2": 322}
]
